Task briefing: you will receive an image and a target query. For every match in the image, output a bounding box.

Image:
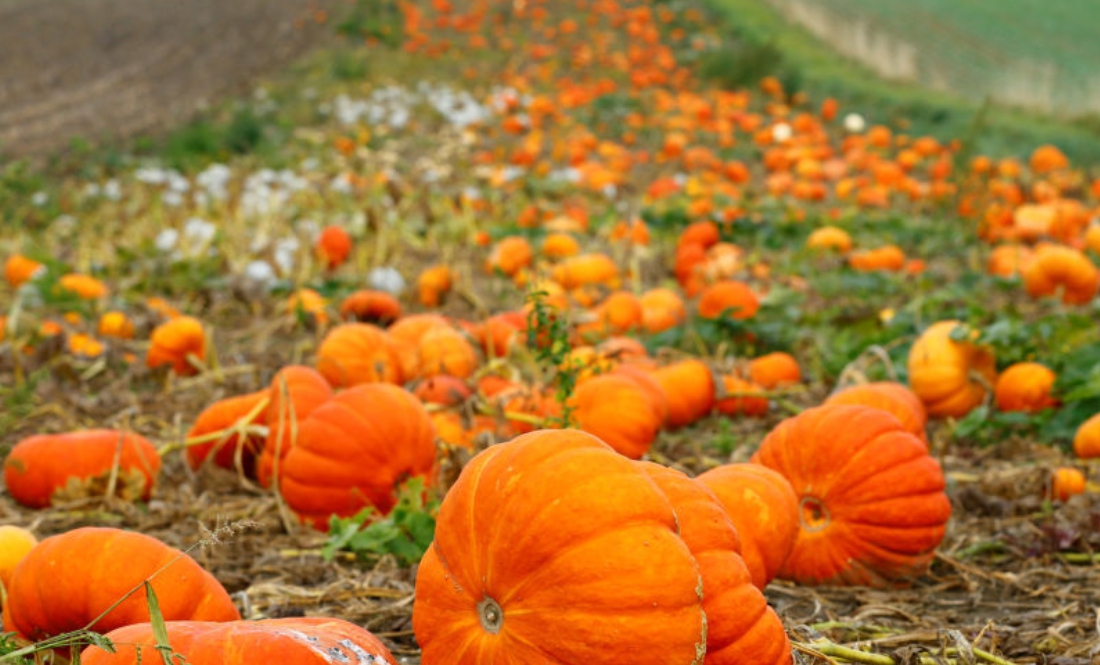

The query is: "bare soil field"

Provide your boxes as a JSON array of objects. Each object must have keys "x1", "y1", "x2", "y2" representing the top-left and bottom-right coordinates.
[{"x1": 0, "y1": 0, "x2": 343, "y2": 158}]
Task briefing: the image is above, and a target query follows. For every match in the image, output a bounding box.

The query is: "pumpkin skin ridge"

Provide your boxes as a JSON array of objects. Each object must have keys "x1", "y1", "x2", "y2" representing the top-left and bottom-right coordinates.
[{"x1": 413, "y1": 430, "x2": 706, "y2": 664}]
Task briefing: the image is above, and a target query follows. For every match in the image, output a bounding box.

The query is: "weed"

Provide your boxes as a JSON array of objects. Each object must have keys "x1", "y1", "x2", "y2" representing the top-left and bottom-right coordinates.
[{"x1": 323, "y1": 478, "x2": 437, "y2": 566}]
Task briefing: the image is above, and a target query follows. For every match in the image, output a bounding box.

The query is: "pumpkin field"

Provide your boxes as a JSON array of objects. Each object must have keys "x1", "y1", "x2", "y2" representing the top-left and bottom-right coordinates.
[{"x1": 2, "y1": 0, "x2": 1100, "y2": 663}]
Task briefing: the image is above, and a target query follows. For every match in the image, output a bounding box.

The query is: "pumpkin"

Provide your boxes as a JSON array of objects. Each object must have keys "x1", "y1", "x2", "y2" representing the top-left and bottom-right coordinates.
[
  {"x1": 417, "y1": 326, "x2": 479, "y2": 379},
  {"x1": 4, "y1": 254, "x2": 44, "y2": 288},
  {"x1": 485, "y1": 236, "x2": 533, "y2": 276},
  {"x1": 0, "y1": 526, "x2": 37, "y2": 592},
  {"x1": 3, "y1": 527, "x2": 239, "y2": 641},
  {"x1": 1051, "y1": 467, "x2": 1086, "y2": 502},
  {"x1": 611, "y1": 363, "x2": 670, "y2": 424},
  {"x1": 1030, "y1": 144, "x2": 1069, "y2": 174},
  {"x1": 315, "y1": 225, "x2": 352, "y2": 269},
  {"x1": 994, "y1": 362, "x2": 1058, "y2": 413},
  {"x1": 848, "y1": 245, "x2": 906, "y2": 272},
  {"x1": 414, "y1": 375, "x2": 472, "y2": 406},
  {"x1": 388, "y1": 313, "x2": 451, "y2": 346},
  {"x1": 749, "y1": 352, "x2": 801, "y2": 388},
  {"x1": 418, "y1": 264, "x2": 454, "y2": 308},
  {"x1": 57, "y1": 273, "x2": 109, "y2": 300},
  {"x1": 1022, "y1": 244, "x2": 1099, "y2": 305},
  {"x1": 315, "y1": 323, "x2": 402, "y2": 387},
  {"x1": 907, "y1": 320, "x2": 996, "y2": 418},
  {"x1": 478, "y1": 311, "x2": 525, "y2": 358},
  {"x1": 697, "y1": 281, "x2": 759, "y2": 320},
  {"x1": 257, "y1": 366, "x2": 334, "y2": 488},
  {"x1": 286, "y1": 288, "x2": 328, "y2": 326},
  {"x1": 279, "y1": 384, "x2": 437, "y2": 529},
  {"x1": 81, "y1": 618, "x2": 396, "y2": 665},
  {"x1": 5, "y1": 430, "x2": 161, "y2": 509},
  {"x1": 1073, "y1": 413, "x2": 1100, "y2": 459},
  {"x1": 146, "y1": 316, "x2": 206, "y2": 376},
  {"x1": 98, "y1": 311, "x2": 135, "y2": 340},
  {"x1": 696, "y1": 463, "x2": 799, "y2": 589},
  {"x1": 752, "y1": 405, "x2": 952, "y2": 586},
  {"x1": 987, "y1": 244, "x2": 1033, "y2": 278},
  {"x1": 551, "y1": 253, "x2": 620, "y2": 289},
  {"x1": 653, "y1": 359, "x2": 716, "y2": 428},
  {"x1": 542, "y1": 232, "x2": 580, "y2": 259},
  {"x1": 639, "y1": 287, "x2": 687, "y2": 333},
  {"x1": 640, "y1": 463, "x2": 793, "y2": 665},
  {"x1": 185, "y1": 390, "x2": 269, "y2": 473},
  {"x1": 806, "y1": 226, "x2": 852, "y2": 253},
  {"x1": 569, "y1": 374, "x2": 664, "y2": 458},
  {"x1": 825, "y1": 382, "x2": 928, "y2": 441},
  {"x1": 412, "y1": 429, "x2": 706, "y2": 663},
  {"x1": 339, "y1": 289, "x2": 402, "y2": 325},
  {"x1": 596, "y1": 291, "x2": 643, "y2": 335},
  {"x1": 715, "y1": 376, "x2": 769, "y2": 417}
]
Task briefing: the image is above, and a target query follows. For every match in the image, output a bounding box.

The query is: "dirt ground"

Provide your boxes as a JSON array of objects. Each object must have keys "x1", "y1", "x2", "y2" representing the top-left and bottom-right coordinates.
[{"x1": 0, "y1": 0, "x2": 343, "y2": 158}]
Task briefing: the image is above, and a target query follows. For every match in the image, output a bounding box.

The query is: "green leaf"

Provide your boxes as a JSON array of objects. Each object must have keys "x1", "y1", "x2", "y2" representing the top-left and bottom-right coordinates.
[{"x1": 144, "y1": 583, "x2": 176, "y2": 665}]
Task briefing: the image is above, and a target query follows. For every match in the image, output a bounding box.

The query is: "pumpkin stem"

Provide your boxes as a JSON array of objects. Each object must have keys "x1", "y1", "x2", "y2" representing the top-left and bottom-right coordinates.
[
  {"x1": 799, "y1": 496, "x2": 831, "y2": 532},
  {"x1": 477, "y1": 597, "x2": 504, "y2": 634}
]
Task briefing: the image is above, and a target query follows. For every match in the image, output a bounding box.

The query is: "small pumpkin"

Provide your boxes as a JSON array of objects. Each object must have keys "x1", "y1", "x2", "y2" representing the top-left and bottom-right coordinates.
[
  {"x1": 752, "y1": 405, "x2": 952, "y2": 586},
  {"x1": 57, "y1": 273, "x2": 109, "y2": 300},
  {"x1": 715, "y1": 376, "x2": 769, "y2": 417},
  {"x1": 0, "y1": 526, "x2": 37, "y2": 592},
  {"x1": 696, "y1": 463, "x2": 800, "y2": 589},
  {"x1": 640, "y1": 463, "x2": 793, "y2": 665},
  {"x1": 98, "y1": 311, "x2": 135, "y2": 340},
  {"x1": 748, "y1": 352, "x2": 801, "y2": 389},
  {"x1": 569, "y1": 374, "x2": 664, "y2": 458},
  {"x1": 286, "y1": 288, "x2": 328, "y2": 326},
  {"x1": 825, "y1": 382, "x2": 928, "y2": 441},
  {"x1": 994, "y1": 362, "x2": 1058, "y2": 413},
  {"x1": 414, "y1": 375, "x2": 473, "y2": 407},
  {"x1": 339, "y1": 290, "x2": 402, "y2": 325},
  {"x1": 1073, "y1": 413, "x2": 1100, "y2": 459},
  {"x1": 185, "y1": 390, "x2": 269, "y2": 473},
  {"x1": 4, "y1": 254, "x2": 44, "y2": 288},
  {"x1": 907, "y1": 320, "x2": 996, "y2": 418},
  {"x1": 551, "y1": 253, "x2": 620, "y2": 289},
  {"x1": 257, "y1": 366, "x2": 334, "y2": 489},
  {"x1": 315, "y1": 323, "x2": 402, "y2": 387},
  {"x1": 418, "y1": 264, "x2": 454, "y2": 308},
  {"x1": 652, "y1": 360, "x2": 716, "y2": 429},
  {"x1": 146, "y1": 316, "x2": 206, "y2": 376},
  {"x1": 1022, "y1": 244, "x2": 1099, "y2": 305},
  {"x1": 315, "y1": 225, "x2": 352, "y2": 270},
  {"x1": 485, "y1": 236, "x2": 533, "y2": 276},
  {"x1": 806, "y1": 226, "x2": 852, "y2": 253},
  {"x1": 848, "y1": 245, "x2": 906, "y2": 272},
  {"x1": 1051, "y1": 467, "x2": 1086, "y2": 502},
  {"x1": 412, "y1": 429, "x2": 707, "y2": 664},
  {"x1": 3, "y1": 527, "x2": 239, "y2": 641},
  {"x1": 5, "y1": 430, "x2": 161, "y2": 509},
  {"x1": 697, "y1": 280, "x2": 759, "y2": 320},
  {"x1": 279, "y1": 384, "x2": 437, "y2": 529},
  {"x1": 639, "y1": 287, "x2": 687, "y2": 333},
  {"x1": 417, "y1": 326, "x2": 479, "y2": 379},
  {"x1": 81, "y1": 618, "x2": 397, "y2": 665}
]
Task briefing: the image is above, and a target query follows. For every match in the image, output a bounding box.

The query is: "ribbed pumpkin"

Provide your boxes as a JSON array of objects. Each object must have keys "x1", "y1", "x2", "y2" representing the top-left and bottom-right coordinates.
[
  {"x1": 185, "y1": 390, "x2": 269, "y2": 473},
  {"x1": 279, "y1": 384, "x2": 437, "y2": 529},
  {"x1": 696, "y1": 463, "x2": 799, "y2": 590},
  {"x1": 81, "y1": 618, "x2": 396, "y2": 665},
  {"x1": 569, "y1": 374, "x2": 664, "y2": 459},
  {"x1": 339, "y1": 289, "x2": 402, "y2": 324},
  {"x1": 825, "y1": 382, "x2": 928, "y2": 442},
  {"x1": 639, "y1": 287, "x2": 687, "y2": 333},
  {"x1": 257, "y1": 366, "x2": 333, "y2": 488},
  {"x1": 907, "y1": 320, "x2": 996, "y2": 418},
  {"x1": 697, "y1": 281, "x2": 759, "y2": 320},
  {"x1": 653, "y1": 359, "x2": 717, "y2": 429},
  {"x1": 5, "y1": 430, "x2": 161, "y2": 509},
  {"x1": 994, "y1": 362, "x2": 1058, "y2": 413},
  {"x1": 417, "y1": 326, "x2": 479, "y2": 379},
  {"x1": 3, "y1": 527, "x2": 239, "y2": 641},
  {"x1": 1022, "y1": 244, "x2": 1100, "y2": 305},
  {"x1": 413, "y1": 429, "x2": 706, "y2": 664},
  {"x1": 640, "y1": 463, "x2": 793, "y2": 665},
  {"x1": 315, "y1": 323, "x2": 402, "y2": 387},
  {"x1": 752, "y1": 405, "x2": 952, "y2": 586}
]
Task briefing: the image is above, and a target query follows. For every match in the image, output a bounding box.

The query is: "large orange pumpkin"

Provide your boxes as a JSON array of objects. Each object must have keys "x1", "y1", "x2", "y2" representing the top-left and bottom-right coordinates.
[
  {"x1": 825, "y1": 382, "x2": 928, "y2": 441},
  {"x1": 907, "y1": 320, "x2": 996, "y2": 418},
  {"x1": 5, "y1": 430, "x2": 161, "y2": 508},
  {"x1": 3, "y1": 527, "x2": 239, "y2": 642},
  {"x1": 257, "y1": 366, "x2": 333, "y2": 489},
  {"x1": 185, "y1": 390, "x2": 269, "y2": 473},
  {"x1": 569, "y1": 374, "x2": 664, "y2": 458},
  {"x1": 652, "y1": 359, "x2": 716, "y2": 429},
  {"x1": 315, "y1": 323, "x2": 402, "y2": 387},
  {"x1": 81, "y1": 618, "x2": 397, "y2": 665},
  {"x1": 752, "y1": 405, "x2": 952, "y2": 586},
  {"x1": 696, "y1": 463, "x2": 799, "y2": 589},
  {"x1": 413, "y1": 429, "x2": 706, "y2": 663},
  {"x1": 279, "y1": 384, "x2": 437, "y2": 529},
  {"x1": 640, "y1": 463, "x2": 793, "y2": 665}
]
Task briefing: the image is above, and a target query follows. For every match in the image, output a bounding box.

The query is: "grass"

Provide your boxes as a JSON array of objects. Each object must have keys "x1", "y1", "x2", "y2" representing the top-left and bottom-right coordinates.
[{"x1": 698, "y1": 0, "x2": 1100, "y2": 164}]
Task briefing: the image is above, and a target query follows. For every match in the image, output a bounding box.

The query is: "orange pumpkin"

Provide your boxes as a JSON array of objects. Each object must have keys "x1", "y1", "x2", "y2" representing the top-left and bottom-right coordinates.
[
  {"x1": 98, "y1": 311, "x2": 135, "y2": 340},
  {"x1": 185, "y1": 390, "x2": 269, "y2": 473},
  {"x1": 57, "y1": 273, "x2": 109, "y2": 300},
  {"x1": 315, "y1": 225, "x2": 352, "y2": 270},
  {"x1": 478, "y1": 311, "x2": 525, "y2": 358},
  {"x1": 697, "y1": 281, "x2": 759, "y2": 320},
  {"x1": 4, "y1": 254, "x2": 44, "y2": 288},
  {"x1": 146, "y1": 316, "x2": 206, "y2": 376},
  {"x1": 485, "y1": 236, "x2": 533, "y2": 276},
  {"x1": 279, "y1": 384, "x2": 437, "y2": 529},
  {"x1": 1051, "y1": 467, "x2": 1086, "y2": 502},
  {"x1": 596, "y1": 291, "x2": 643, "y2": 335},
  {"x1": 994, "y1": 362, "x2": 1058, "y2": 413},
  {"x1": 551, "y1": 253, "x2": 620, "y2": 289},
  {"x1": 697, "y1": 463, "x2": 799, "y2": 589},
  {"x1": 5, "y1": 430, "x2": 161, "y2": 508},
  {"x1": 752, "y1": 405, "x2": 952, "y2": 586},
  {"x1": 639, "y1": 287, "x2": 687, "y2": 333},
  {"x1": 652, "y1": 359, "x2": 716, "y2": 428},
  {"x1": 987, "y1": 244, "x2": 1034, "y2": 278},
  {"x1": 805, "y1": 226, "x2": 851, "y2": 253},
  {"x1": 82, "y1": 618, "x2": 397, "y2": 665},
  {"x1": 258, "y1": 368, "x2": 331, "y2": 478},
  {"x1": 0, "y1": 526, "x2": 37, "y2": 592},
  {"x1": 848, "y1": 245, "x2": 906, "y2": 272},
  {"x1": 825, "y1": 382, "x2": 928, "y2": 441},
  {"x1": 3, "y1": 527, "x2": 239, "y2": 641},
  {"x1": 907, "y1": 320, "x2": 997, "y2": 418},
  {"x1": 287, "y1": 289, "x2": 328, "y2": 326},
  {"x1": 315, "y1": 323, "x2": 402, "y2": 387},
  {"x1": 715, "y1": 376, "x2": 769, "y2": 417},
  {"x1": 1022, "y1": 244, "x2": 1100, "y2": 305},
  {"x1": 569, "y1": 374, "x2": 664, "y2": 458},
  {"x1": 640, "y1": 463, "x2": 793, "y2": 665},
  {"x1": 417, "y1": 326, "x2": 479, "y2": 379},
  {"x1": 418, "y1": 265, "x2": 454, "y2": 307},
  {"x1": 542, "y1": 232, "x2": 580, "y2": 259},
  {"x1": 339, "y1": 290, "x2": 402, "y2": 325},
  {"x1": 749, "y1": 352, "x2": 801, "y2": 388},
  {"x1": 412, "y1": 429, "x2": 706, "y2": 663},
  {"x1": 1073, "y1": 413, "x2": 1100, "y2": 459},
  {"x1": 414, "y1": 375, "x2": 472, "y2": 406}
]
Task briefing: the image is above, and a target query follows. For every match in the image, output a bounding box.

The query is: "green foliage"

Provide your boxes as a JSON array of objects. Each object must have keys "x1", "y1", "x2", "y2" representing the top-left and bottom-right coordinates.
[
  {"x1": 697, "y1": 39, "x2": 798, "y2": 94},
  {"x1": 323, "y1": 478, "x2": 438, "y2": 566},
  {"x1": 161, "y1": 106, "x2": 268, "y2": 170},
  {"x1": 525, "y1": 289, "x2": 577, "y2": 426},
  {"x1": 335, "y1": 0, "x2": 403, "y2": 46}
]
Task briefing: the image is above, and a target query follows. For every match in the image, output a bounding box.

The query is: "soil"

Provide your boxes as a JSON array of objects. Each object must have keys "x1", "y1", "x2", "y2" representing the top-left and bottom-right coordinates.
[{"x1": 0, "y1": 0, "x2": 342, "y2": 159}]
